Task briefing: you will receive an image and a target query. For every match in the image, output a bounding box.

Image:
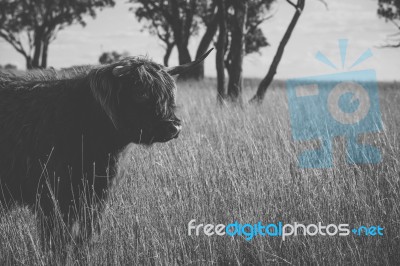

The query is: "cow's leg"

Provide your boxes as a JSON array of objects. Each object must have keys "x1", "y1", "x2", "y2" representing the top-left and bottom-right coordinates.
[
  {"x1": 73, "y1": 154, "x2": 115, "y2": 242},
  {"x1": 29, "y1": 167, "x2": 76, "y2": 257},
  {"x1": 75, "y1": 170, "x2": 110, "y2": 243}
]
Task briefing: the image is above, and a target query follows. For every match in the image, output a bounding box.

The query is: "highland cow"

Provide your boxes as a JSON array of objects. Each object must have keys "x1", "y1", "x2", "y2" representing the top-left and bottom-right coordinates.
[{"x1": 0, "y1": 49, "x2": 213, "y2": 240}]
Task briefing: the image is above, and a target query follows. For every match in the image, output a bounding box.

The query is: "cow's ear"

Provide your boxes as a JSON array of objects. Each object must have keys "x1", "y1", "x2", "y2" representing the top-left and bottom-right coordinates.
[
  {"x1": 112, "y1": 65, "x2": 129, "y2": 77},
  {"x1": 89, "y1": 67, "x2": 121, "y2": 129},
  {"x1": 112, "y1": 62, "x2": 144, "y2": 77}
]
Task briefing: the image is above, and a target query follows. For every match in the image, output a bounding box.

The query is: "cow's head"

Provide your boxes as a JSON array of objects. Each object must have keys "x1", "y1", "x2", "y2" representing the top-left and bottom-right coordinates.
[{"x1": 89, "y1": 49, "x2": 213, "y2": 145}]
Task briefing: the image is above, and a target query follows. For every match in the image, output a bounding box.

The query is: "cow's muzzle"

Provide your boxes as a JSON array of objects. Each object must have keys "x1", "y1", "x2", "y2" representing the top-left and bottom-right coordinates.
[{"x1": 152, "y1": 119, "x2": 182, "y2": 143}]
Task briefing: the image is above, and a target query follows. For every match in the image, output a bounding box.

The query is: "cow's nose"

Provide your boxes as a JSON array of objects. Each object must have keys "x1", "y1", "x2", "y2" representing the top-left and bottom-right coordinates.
[
  {"x1": 173, "y1": 125, "x2": 182, "y2": 138},
  {"x1": 171, "y1": 121, "x2": 182, "y2": 138}
]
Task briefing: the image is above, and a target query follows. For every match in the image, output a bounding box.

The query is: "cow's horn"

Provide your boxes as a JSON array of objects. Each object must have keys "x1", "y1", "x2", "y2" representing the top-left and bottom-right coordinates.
[{"x1": 165, "y1": 48, "x2": 214, "y2": 76}]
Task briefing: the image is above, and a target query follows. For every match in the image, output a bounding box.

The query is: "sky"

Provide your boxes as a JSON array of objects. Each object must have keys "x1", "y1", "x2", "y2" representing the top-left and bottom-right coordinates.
[{"x1": 0, "y1": 0, "x2": 399, "y2": 81}]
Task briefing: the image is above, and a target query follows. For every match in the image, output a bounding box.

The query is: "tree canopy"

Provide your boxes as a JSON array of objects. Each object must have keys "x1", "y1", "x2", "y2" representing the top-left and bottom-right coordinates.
[
  {"x1": 130, "y1": 0, "x2": 274, "y2": 80},
  {"x1": 129, "y1": 0, "x2": 203, "y2": 79},
  {"x1": 215, "y1": 0, "x2": 274, "y2": 102},
  {"x1": 378, "y1": 0, "x2": 400, "y2": 21},
  {"x1": 378, "y1": 0, "x2": 400, "y2": 47}
]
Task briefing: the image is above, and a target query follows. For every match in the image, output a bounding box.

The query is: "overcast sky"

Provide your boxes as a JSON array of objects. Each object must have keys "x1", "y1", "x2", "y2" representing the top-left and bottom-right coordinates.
[{"x1": 0, "y1": 0, "x2": 399, "y2": 81}]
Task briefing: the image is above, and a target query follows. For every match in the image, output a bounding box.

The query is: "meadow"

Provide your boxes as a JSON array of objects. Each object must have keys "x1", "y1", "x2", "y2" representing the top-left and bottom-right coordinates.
[{"x1": 1, "y1": 78, "x2": 399, "y2": 265}]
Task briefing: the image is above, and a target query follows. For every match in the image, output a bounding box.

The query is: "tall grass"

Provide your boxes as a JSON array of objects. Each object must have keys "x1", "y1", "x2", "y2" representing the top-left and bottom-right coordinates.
[{"x1": 1, "y1": 79, "x2": 399, "y2": 265}]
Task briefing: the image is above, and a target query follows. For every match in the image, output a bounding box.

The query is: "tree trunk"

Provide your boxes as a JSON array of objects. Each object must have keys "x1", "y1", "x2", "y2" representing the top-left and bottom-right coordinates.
[
  {"x1": 176, "y1": 44, "x2": 191, "y2": 63},
  {"x1": 192, "y1": 13, "x2": 219, "y2": 80},
  {"x1": 250, "y1": 0, "x2": 305, "y2": 104},
  {"x1": 164, "y1": 44, "x2": 174, "y2": 66},
  {"x1": 227, "y1": 0, "x2": 248, "y2": 103},
  {"x1": 41, "y1": 39, "x2": 49, "y2": 68},
  {"x1": 31, "y1": 41, "x2": 42, "y2": 68},
  {"x1": 176, "y1": 43, "x2": 195, "y2": 80},
  {"x1": 32, "y1": 28, "x2": 44, "y2": 68},
  {"x1": 25, "y1": 56, "x2": 33, "y2": 69},
  {"x1": 168, "y1": 0, "x2": 200, "y2": 80},
  {"x1": 216, "y1": 0, "x2": 227, "y2": 103}
]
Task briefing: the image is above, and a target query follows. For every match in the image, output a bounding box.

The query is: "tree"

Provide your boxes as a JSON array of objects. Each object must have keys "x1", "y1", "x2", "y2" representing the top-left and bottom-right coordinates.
[
  {"x1": 378, "y1": 0, "x2": 400, "y2": 47},
  {"x1": 216, "y1": 0, "x2": 274, "y2": 103},
  {"x1": 216, "y1": 0, "x2": 228, "y2": 103},
  {"x1": 130, "y1": 0, "x2": 202, "y2": 80},
  {"x1": 250, "y1": 0, "x2": 305, "y2": 104},
  {"x1": 192, "y1": 0, "x2": 219, "y2": 80},
  {"x1": 131, "y1": 0, "x2": 272, "y2": 83},
  {"x1": 132, "y1": 5, "x2": 176, "y2": 66},
  {"x1": 99, "y1": 51, "x2": 130, "y2": 64},
  {"x1": 225, "y1": 0, "x2": 248, "y2": 103},
  {"x1": 0, "y1": 0, "x2": 115, "y2": 69},
  {"x1": 131, "y1": 0, "x2": 222, "y2": 80}
]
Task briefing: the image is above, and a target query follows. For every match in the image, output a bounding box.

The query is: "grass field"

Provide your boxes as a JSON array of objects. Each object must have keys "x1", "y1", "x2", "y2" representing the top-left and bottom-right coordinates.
[{"x1": 1, "y1": 78, "x2": 400, "y2": 265}]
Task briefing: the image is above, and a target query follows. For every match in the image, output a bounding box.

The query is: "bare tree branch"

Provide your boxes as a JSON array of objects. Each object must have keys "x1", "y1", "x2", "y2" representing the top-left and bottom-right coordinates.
[
  {"x1": 380, "y1": 42, "x2": 400, "y2": 48},
  {"x1": 317, "y1": 0, "x2": 329, "y2": 10},
  {"x1": 0, "y1": 30, "x2": 29, "y2": 57},
  {"x1": 390, "y1": 19, "x2": 400, "y2": 30},
  {"x1": 250, "y1": 0, "x2": 305, "y2": 103},
  {"x1": 286, "y1": 0, "x2": 298, "y2": 9},
  {"x1": 246, "y1": 12, "x2": 275, "y2": 34}
]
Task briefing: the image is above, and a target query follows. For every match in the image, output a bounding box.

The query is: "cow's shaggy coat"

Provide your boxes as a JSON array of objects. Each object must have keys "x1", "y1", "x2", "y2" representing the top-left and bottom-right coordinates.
[{"x1": 0, "y1": 57, "x2": 182, "y2": 239}]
